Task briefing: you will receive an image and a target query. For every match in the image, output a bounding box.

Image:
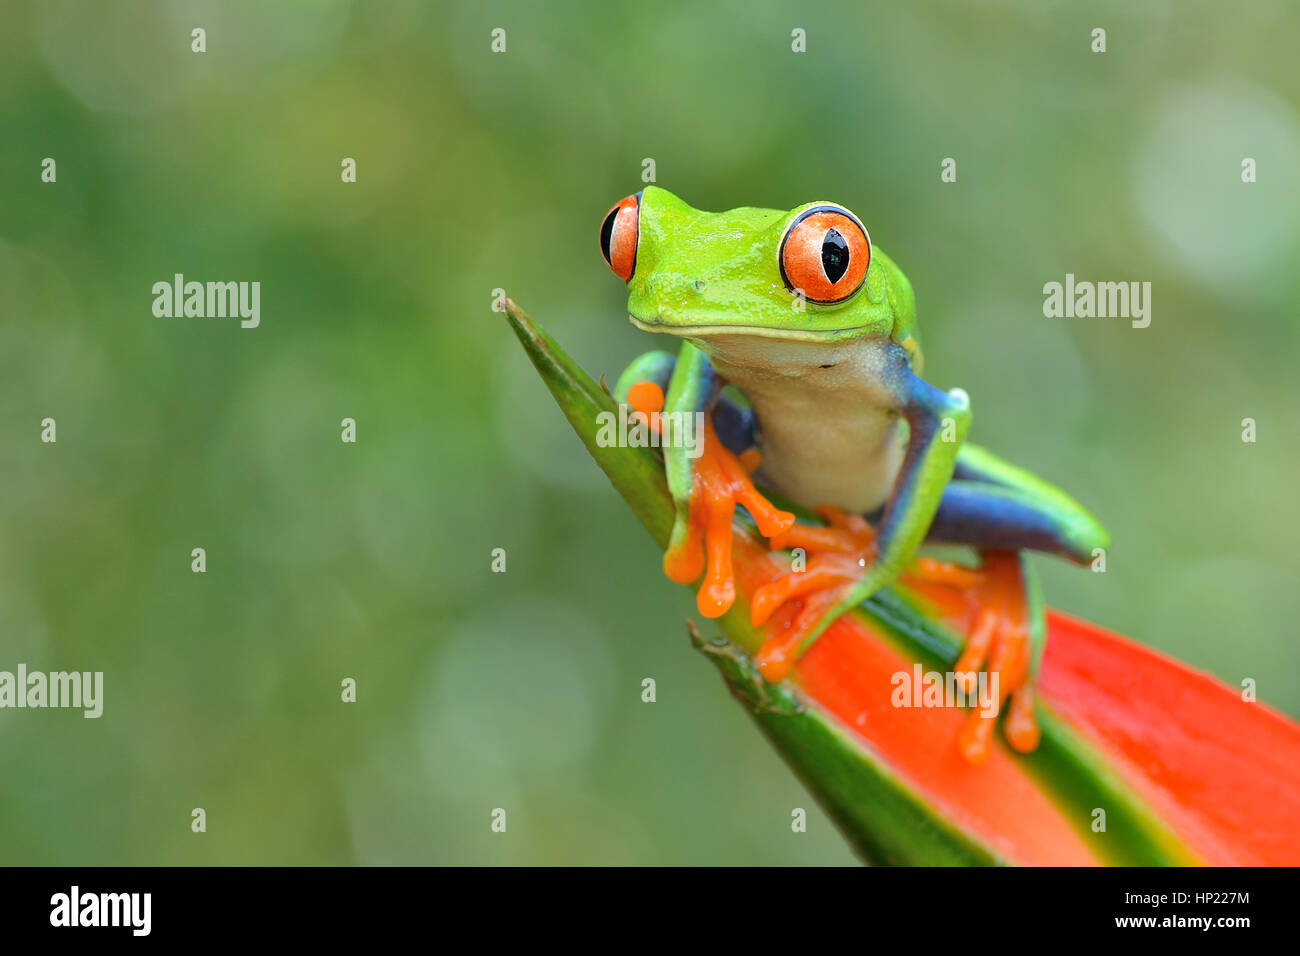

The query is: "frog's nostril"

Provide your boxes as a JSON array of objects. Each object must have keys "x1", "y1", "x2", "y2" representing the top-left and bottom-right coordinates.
[{"x1": 691, "y1": 278, "x2": 709, "y2": 293}]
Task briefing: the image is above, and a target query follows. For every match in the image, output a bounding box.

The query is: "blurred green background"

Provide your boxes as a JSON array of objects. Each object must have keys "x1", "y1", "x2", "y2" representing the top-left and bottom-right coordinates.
[{"x1": 1, "y1": 0, "x2": 1298, "y2": 865}]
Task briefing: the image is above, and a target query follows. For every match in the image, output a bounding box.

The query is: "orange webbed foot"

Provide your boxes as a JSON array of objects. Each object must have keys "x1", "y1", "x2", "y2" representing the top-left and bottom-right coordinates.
[
  {"x1": 625, "y1": 381, "x2": 795, "y2": 620},
  {"x1": 751, "y1": 505, "x2": 877, "y2": 628},
  {"x1": 905, "y1": 550, "x2": 1041, "y2": 764},
  {"x1": 753, "y1": 578, "x2": 854, "y2": 683},
  {"x1": 752, "y1": 506, "x2": 878, "y2": 682}
]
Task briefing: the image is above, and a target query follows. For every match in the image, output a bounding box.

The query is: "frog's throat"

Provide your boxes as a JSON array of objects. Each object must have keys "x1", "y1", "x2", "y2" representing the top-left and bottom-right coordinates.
[{"x1": 628, "y1": 314, "x2": 870, "y2": 342}]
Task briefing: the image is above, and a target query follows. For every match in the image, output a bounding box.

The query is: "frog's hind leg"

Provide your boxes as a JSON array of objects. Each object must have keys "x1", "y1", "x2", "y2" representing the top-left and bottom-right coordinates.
[
  {"x1": 905, "y1": 442, "x2": 1109, "y2": 762},
  {"x1": 933, "y1": 442, "x2": 1110, "y2": 564},
  {"x1": 904, "y1": 549, "x2": 1044, "y2": 763}
]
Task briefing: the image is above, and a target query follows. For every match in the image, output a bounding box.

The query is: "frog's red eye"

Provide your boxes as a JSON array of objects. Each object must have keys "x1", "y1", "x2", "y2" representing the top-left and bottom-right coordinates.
[
  {"x1": 599, "y1": 193, "x2": 640, "y2": 281},
  {"x1": 778, "y1": 205, "x2": 870, "y2": 304}
]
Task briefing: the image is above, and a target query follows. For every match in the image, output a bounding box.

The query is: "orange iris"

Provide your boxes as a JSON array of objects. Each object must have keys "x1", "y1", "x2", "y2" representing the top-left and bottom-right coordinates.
[{"x1": 779, "y1": 206, "x2": 870, "y2": 304}]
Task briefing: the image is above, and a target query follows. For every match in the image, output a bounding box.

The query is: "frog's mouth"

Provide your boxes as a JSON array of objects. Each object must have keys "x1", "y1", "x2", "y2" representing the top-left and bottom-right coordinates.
[{"x1": 628, "y1": 314, "x2": 868, "y2": 342}]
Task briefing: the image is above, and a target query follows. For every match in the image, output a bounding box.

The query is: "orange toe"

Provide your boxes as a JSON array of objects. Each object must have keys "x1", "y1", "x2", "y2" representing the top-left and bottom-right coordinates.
[
  {"x1": 957, "y1": 710, "x2": 996, "y2": 766},
  {"x1": 1003, "y1": 686, "x2": 1041, "y2": 753},
  {"x1": 663, "y1": 492, "x2": 706, "y2": 585},
  {"x1": 953, "y1": 607, "x2": 997, "y2": 695},
  {"x1": 625, "y1": 380, "x2": 665, "y2": 416},
  {"x1": 768, "y1": 506, "x2": 876, "y2": 555},
  {"x1": 755, "y1": 628, "x2": 803, "y2": 683}
]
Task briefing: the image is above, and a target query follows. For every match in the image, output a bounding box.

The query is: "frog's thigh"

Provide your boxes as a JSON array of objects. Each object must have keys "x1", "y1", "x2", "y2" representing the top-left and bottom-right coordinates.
[
  {"x1": 925, "y1": 480, "x2": 1098, "y2": 564},
  {"x1": 613, "y1": 350, "x2": 755, "y2": 455}
]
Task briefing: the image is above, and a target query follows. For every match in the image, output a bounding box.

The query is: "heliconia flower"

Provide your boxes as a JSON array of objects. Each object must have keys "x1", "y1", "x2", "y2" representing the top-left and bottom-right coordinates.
[{"x1": 505, "y1": 299, "x2": 1300, "y2": 866}]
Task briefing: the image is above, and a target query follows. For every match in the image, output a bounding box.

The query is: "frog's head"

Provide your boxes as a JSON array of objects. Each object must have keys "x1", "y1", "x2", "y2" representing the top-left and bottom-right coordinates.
[{"x1": 599, "y1": 185, "x2": 918, "y2": 358}]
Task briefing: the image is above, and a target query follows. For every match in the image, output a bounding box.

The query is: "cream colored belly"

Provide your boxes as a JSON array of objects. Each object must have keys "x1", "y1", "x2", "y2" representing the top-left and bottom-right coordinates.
[
  {"x1": 751, "y1": 399, "x2": 903, "y2": 512},
  {"x1": 701, "y1": 334, "x2": 907, "y2": 514}
]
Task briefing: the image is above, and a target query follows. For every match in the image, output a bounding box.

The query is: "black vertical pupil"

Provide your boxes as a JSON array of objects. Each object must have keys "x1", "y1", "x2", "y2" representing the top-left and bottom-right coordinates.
[
  {"x1": 821, "y1": 228, "x2": 850, "y2": 283},
  {"x1": 600, "y1": 207, "x2": 619, "y2": 264}
]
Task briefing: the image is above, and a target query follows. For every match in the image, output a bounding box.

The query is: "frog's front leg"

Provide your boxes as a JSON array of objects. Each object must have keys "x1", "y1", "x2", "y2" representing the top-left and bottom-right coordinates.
[
  {"x1": 751, "y1": 347, "x2": 971, "y2": 676},
  {"x1": 615, "y1": 344, "x2": 795, "y2": 617}
]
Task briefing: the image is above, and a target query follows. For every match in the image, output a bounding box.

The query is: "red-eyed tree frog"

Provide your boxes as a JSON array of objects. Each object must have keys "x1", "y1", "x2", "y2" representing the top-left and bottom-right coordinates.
[{"x1": 599, "y1": 186, "x2": 1109, "y2": 763}]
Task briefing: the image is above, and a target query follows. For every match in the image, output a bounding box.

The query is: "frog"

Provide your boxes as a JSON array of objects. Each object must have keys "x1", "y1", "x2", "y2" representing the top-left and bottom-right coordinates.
[{"x1": 599, "y1": 186, "x2": 1109, "y2": 763}]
